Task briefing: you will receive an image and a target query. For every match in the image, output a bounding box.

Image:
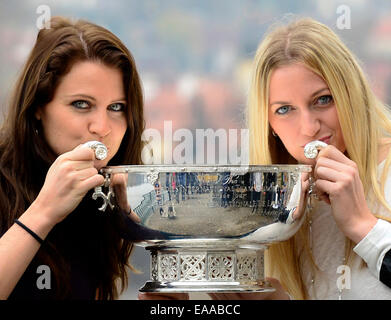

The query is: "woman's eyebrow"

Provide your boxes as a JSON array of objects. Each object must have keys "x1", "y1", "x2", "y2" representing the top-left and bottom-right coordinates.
[
  {"x1": 65, "y1": 93, "x2": 96, "y2": 101},
  {"x1": 269, "y1": 87, "x2": 330, "y2": 107},
  {"x1": 270, "y1": 100, "x2": 290, "y2": 107},
  {"x1": 310, "y1": 87, "x2": 330, "y2": 98},
  {"x1": 65, "y1": 94, "x2": 127, "y2": 103}
]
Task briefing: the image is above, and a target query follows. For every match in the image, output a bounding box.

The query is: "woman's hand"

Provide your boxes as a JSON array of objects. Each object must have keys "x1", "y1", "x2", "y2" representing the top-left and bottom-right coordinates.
[
  {"x1": 313, "y1": 145, "x2": 377, "y2": 243},
  {"x1": 31, "y1": 145, "x2": 105, "y2": 226}
]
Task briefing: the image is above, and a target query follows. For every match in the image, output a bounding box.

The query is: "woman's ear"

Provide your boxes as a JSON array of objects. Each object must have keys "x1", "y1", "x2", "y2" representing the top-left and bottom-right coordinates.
[{"x1": 34, "y1": 108, "x2": 42, "y2": 121}]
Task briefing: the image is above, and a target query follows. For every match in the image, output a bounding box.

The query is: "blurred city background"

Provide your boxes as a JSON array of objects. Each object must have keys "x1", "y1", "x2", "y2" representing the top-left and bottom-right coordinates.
[{"x1": 0, "y1": 0, "x2": 390, "y2": 299}]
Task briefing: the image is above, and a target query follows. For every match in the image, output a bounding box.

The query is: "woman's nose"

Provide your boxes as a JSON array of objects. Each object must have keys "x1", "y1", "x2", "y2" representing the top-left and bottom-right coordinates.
[
  {"x1": 88, "y1": 110, "x2": 111, "y2": 138},
  {"x1": 299, "y1": 110, "x2": 320, "y2": 137}
]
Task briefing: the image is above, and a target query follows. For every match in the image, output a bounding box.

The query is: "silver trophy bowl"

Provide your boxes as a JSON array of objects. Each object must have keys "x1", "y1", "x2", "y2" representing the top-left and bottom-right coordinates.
[{"x1": 93, "y1": 164, "x2": 312, "y2": 293}]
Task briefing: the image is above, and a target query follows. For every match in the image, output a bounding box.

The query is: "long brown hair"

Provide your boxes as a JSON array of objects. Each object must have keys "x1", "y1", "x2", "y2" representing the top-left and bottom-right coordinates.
[{"x1": 0, "y1": 16, "x2": 145, "y2": 299}]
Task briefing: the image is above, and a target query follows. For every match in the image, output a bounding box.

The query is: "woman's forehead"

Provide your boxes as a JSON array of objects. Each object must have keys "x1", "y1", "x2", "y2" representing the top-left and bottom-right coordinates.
[
  {"x1": 269, "y1": 64, "x2": 328, "y2": 101},
  {"x1": 53, "y1": 61, "x2": 125, "y2": 100}
]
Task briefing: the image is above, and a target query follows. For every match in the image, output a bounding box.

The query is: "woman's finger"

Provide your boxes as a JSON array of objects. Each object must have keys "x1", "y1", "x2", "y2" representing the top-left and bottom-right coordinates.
[
  {"x1": 78, "y1": 173, "x2": 105, "y2": 192},
  {"x1": 61, "y1": 146, "x2": 96, "y2": 161},
  {"x1": 316, "y1": 145, "x2": 356, "y2": 167},
  {"x1": 70, "y1": 167, "x2": 99, "y2": 181},
  {"x1": 315, "y1": 165, "x2": 342, "y2": 183}
]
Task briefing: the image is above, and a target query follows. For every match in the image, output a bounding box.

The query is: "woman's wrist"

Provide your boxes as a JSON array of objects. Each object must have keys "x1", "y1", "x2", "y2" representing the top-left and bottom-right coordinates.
[
  {"x1": 346, "y1": 213, "x2": 378, "y2": 244},
  {"x1": 19, "y1": 201, "x2": 58, "y2": 241},
  {"x1": 14, "y1": 219, "x2": 45, "y2": 245}
]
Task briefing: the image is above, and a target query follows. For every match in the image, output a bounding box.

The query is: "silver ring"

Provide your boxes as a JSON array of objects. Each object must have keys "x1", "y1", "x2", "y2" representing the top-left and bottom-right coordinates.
[
  {"x1": 304, "y1": 140, "x2": 327, "y2": 159},
  {"x1": 83, "y1": 141, "x2": 108, "y2": 160}
]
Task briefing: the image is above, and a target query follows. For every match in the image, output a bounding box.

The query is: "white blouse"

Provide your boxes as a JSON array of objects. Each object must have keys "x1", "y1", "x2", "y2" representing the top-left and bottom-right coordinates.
[{"x1": 302, "y1": 160, "x2": 391, "y2": 299}]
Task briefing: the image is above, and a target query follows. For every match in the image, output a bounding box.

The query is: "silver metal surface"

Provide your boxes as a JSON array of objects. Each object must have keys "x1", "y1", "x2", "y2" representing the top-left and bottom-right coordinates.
[
  {"x1": 304, "y1": 140, "x2": 328, "y2": 159},
  {"x1": 83, "y1": 140, "x2": 108, "y2": 160},
  {"x1": 96, "y1": 164, "x2": 312, "y2": 292}
]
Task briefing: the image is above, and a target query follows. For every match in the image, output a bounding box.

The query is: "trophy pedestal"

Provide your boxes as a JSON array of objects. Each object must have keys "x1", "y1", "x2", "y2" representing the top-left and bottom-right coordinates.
[{"x1": 138, "y1": 240, "x2": 274, "y2": 293}]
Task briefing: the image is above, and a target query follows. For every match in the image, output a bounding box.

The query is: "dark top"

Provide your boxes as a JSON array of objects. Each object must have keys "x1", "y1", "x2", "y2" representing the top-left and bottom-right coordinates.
[
  {"x1": 5, "y1": 188, "x2": 167, "y2": 300},
  {"x1": 8, "y1": 248, "x2": 97, "y2": 300},
  {"x1": 7, "y1": 193, "x2": 103, "y2": 300},
  {"x1": 380, "y1": 249, "x2": 391, "y2": 289}
]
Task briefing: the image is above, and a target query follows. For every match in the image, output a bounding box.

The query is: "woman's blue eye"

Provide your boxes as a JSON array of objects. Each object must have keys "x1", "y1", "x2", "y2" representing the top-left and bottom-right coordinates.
[
  {"x1": 275, "y1": 106, "x2": 291, "y2": 115},
  {"x1": 316, "y1": 95, "x2": 333, "y2": 105},
  {"x1": 109, "y1": 103, "x2": 125, "y2": 112},
  {"x1": 71, "y1": 100, "x2": 90, "y2": 109}
]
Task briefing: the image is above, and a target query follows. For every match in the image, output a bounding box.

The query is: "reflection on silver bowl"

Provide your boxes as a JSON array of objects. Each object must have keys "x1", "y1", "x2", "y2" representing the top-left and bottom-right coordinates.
[{"x1": 94, "y1": 165, "x2": 312, "y2": 293}]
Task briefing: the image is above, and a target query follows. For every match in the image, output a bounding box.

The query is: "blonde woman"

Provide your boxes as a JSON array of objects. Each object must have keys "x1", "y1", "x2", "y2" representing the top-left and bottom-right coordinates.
[
  {"x1": 139, "y1": 17, "x2": 391, "y2": 301},
  {"x1": 247, "y1": 17, "x2": 391, "y2": 300}
]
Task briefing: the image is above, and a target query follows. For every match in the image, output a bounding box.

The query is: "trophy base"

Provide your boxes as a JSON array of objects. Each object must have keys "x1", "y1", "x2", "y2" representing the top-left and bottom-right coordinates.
[
  {"x1": 137, "y1": 239, "x2": 274, "y2": 293},
  {"x1": 140, "y1": 280, "x2": 273, "y2": 293}
]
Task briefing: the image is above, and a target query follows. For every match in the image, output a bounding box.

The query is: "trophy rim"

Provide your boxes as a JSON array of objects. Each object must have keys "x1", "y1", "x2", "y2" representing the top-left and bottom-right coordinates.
[
  {"x1": 134, "y1": 238, "x2": 270, "y2": 250},
  {"x1": 100, "y1": 164, "x2": 312, "y2": 174}
]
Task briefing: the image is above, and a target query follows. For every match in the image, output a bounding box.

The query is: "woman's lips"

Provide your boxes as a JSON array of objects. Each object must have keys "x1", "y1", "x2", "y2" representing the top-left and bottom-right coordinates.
[
  {"x1": 319, "y1": 136, "x2": 331, "y2": 144},
  {"x1": 301, "y1": 136, "x2": 331, "y2": 147}
]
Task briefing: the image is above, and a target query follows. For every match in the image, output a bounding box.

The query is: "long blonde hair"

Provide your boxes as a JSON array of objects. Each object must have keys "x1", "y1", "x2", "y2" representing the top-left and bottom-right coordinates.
[{"x1": 247, "y1": 17, "x2": 391, "y2": 299}]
